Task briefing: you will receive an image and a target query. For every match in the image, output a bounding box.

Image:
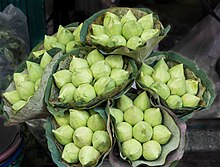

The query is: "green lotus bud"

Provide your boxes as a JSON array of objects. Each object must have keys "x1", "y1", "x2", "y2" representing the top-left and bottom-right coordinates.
[
  {"x1": 117, "y1": 95, "x2": 133, "y2": 112},
  {"x1": 69, "y1": 109, "x2": 90, "y2": 129},
  {"x1": 92, "y1": 24, "x2": 105, "y2": 36},
  {"x1": 72, "y1": 68, "x2": 93, "y2": 87},
  {"x1": 141, "y1": 29, "x2": 159, "y2": 42},
  {"x1": 33, "y1": 49, "x2": 45, "y2": 58},
  {"x1": 16, "y1": 81, "x2": 35, "y2": 101},
  {"x1": 69, "y1": 56, "x2": 89, "y2": 72},
  {"x1": 66, "y1": 41, "x2": 81, "y2": 53},
  {"x1": 122, "y1": 21, "x2": 143, "y2": 40},
  {"x1": 154, "y1": 58, "x2": 169, "y2": 71},
  {"x1": 134, "y1": 91, "x2": 151, "y2": 111},
  {"x1": 26, "y1": 61, "x2": 43, "y2": 83},
  {"x1": 13, "y1": 73, "x2": 29, "y2": 84},
  {"x1": 87, "y1": 114, "x2": 106, "y2": 132},
  {"x1": 140, "y1": 63, "x2": 154, "y2": 76},
  {"x1": 92, "y1": 130, "x2": 111, "y2": 153},
  {"x1": 105, "y1": 18, "x2": 122, "y2": 37},
  {"x1": 107, "y1": 35, "x2": 126, "y2": 47},
  {"x1": 91, "y1": 60, "x2": 111, "y2": 79},
  {"x1": 91, "y1": 34, "x2": 110, "y2": 46},
  {"x1": 152, "y1": 68, "x2": 170, "y2": 83},
  {"x1": 40, "y1": 51, "x2": 52, "y2": 69},
  {"x1": 86, "y1": 49, "x2": 104, "y2": 66},
  {"x1": 138, "y1": 72, "x2": 154, "y2": 87},
  {"x1": 58, "y1": 83, "x2": 76, "y2": 103},
  {"x1": 152, "y1": 125, "x2": 171, "y2": 145},
  {"x1": 181, "y1": 93, "x2": 200, "y2": 107},
  {"x1": 124, "y1": 106, "x2": 143, "y2": 126},
  {"x1": 73, "y1": 127, "x2": 93, "y2": 148},
  {"x1": 50, "y1": 41, "x2": 66, "y2": 53},
  {"x1": 57, "y1": 25, "x2": 74, "y2": 45},
  {"x1": 150, "y1": 82, "x2": 170, "y2": 100},
  {"x1": 105, "y1": 55, "x2": 123, "y2": 69},
  {"x1": 143, "y1": 140, "x2": 161, "y2": 161},
  {"x1": 186, "y1": 79, "x2": 198, "y2": 95},
  {"x1": 12, "y1": 100, "x2": 27, "y2": 113},
  {"x1": 79, "y1": 146, "x2": 100, "y2": 166},
  {"x1": 122, "y1": 139, "x2": 142, "y2": 161},
  {"x1": 116, "y1": 122, "x2": 132, "y2": 142},
  {"x1": 52, "y1": 125, "x2": 74, "y2": 145},
  {"x1": 166, "y1": 95, "x2": 183, "y2": 109},
  {"x1": 133, "y1": 121, "x2": 153, "y2": 143},
  {"x1": 34, "y1": 78, "x2": 41, "y2": 91},
  {"x1": 169, "y1": 64, "x2": 185, "y2": 79},
  {"x1": 54, "y1": 113, "x2": 70, "y2": 126},
  {"x1": 73, "y1": 23, "x2": 83, "y2": 42},
  {"x1": 44, "y1": 35, "x2": 57, "y2": 51},
  {"x1": 144, "y1": 108, "x2": 162, "y2": 127},
  {"x1": 103, "y1": 12, "x2": 120, "y2": 27},
  {"x1": 53, "y1": 70, "x2": 72, "y2": 89},
  {"x1": 3, "y1": 90, "x2": 20, "y2": 105},
  {"x1": 138, "y1": 13, "x2": 154, "y2": 29},
  {"x1": 126, "y1": 36, "x2": 144, "y2": 50},
  {"x1": 62, "y1": 143, "x2": 80, "y2": 163},
  {"x1": 109, "y1": 108, "x2": 124, "y2": 124},
  {"x1": 94, "y1": 77, "x2": 115, "y2": 96},
  {"x1": 121, "y1": 10, "x2": 137, "y2": 25},
  {"x1": 73, "y1": 84, "x2": 96, "y2": 103},
  {"x1": 167, "y1": 78, "x2": 186, "y2": 96},
  {"x1": 110, "y1": 69, "x2": 129, "y2": 86}
]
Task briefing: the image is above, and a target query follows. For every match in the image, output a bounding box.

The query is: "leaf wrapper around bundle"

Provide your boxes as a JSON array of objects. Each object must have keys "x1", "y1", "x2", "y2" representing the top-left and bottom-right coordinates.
[
  {"x1": 80, "y1": 7, "x2": 170, "y2": 63},
  {"x1": 45, "y1": 107, "x2": 114, "y2": 167},
  {"x1": 45, "y1": 47, "x2": 137, "y2": 116}
]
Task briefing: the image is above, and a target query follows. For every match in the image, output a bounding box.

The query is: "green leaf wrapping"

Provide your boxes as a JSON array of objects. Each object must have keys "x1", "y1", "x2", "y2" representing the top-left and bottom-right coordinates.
[
  {"x1": 45, "y1": 107, "x2": 114, "y2": 167},
  {"x1": 80, "y1": 7, "x2": 170, "y2": 63},
  {"x1": 45, "y1": 47, "x2": 137, "y2": 116},
  {"x1": 2, "y1": 48, "x2": 62, "y2": 126}
]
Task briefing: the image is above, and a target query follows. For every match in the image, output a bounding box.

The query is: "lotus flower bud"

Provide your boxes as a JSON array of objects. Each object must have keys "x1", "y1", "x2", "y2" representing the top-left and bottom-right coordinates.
[
  {"x1": 138, "y1": 72, "x2": 154, "y2": 87},
  {"x1": 133, "y1": 121, "x2": 153, "y2": 143},
  {"x1": 122, "y1": 139, "x2": 142, "y2": 161},
  {"x1": 50, "y1": 41, "x2": 66, "y2": 53},
  {"x1": 121, "y1": 10, "x2": 137, "y2": 25},
  {"x1": 87, "y1": 114, "x2": 106, "y2": 132},
  {"x1": 86, "y1": 49, "x2": 104, "y2": 66},
  {"x1": 12, "y1": 100, "x2": 27, "y2": 113},
  {"x1": 57, "y1": 25, "x2": 74, "y2": 45},
  {"x1": 116, "y1": 122, "x2": 132, "y2": 142},
  {"x1": 44, "y1": 35, "x2": 57, "y2": 51},
  {"x1": 181, "y1": 93, "x2": 200, "y2": 107},
  {"x1": 79, "y1": 146, "x2": 100, "y2": 166},
  {"x1": 26, "y1": 61, "x2": 43, "y2": 83},
  {"x1": 16, "y1": 81, "x2": 35, "y2": 101},
  {"x1": 167, "y1": 78, "x2": 186, "y2": 96},
  {"x1": 40, "y1": 51, "x2": 52, "y2": 69},
  {"x1": 186, "y1": 79, "x2": 198, "y2": 95},
  {"x1": 105, "y1": 55, "x2": 123, "y2": 69},
  {"x1": 69, "y1": 109, "x2": 90, "y2": 129},
  {"x1": 143, "y1": 140, "x2": 161, "y2": 160},
  {"x1": 127, "y1": 36, "x2": 144, "y2": 50},
  {"x1": 134, "y1": 91, "x2": 151, "y2": 111},
  {"x1": 62, "y1": 143, "x2": 80, "y2": 163},
  {"x1": 153, "y1": 125, "x2": 171, "y2": 145},
  {"x1": 69, "y1": 56, "x2": 89, "y2": 72},
  {"x1": 154, "y1": 58, "x2": 169, "y2": 71},
  {"x1": 66, "y1": 41, "x2": 81, "y2": 53},
  {"x1": 73, "y1": 127, "x2": 93, "y2": 148},
  {"x1": 107, "y1": 35, "x2": 126, "y2": 47},
  {"x1": 150, "y1": 82, "x2": 170, "y2": 100},
  {"x1": 152, "y1": 68, "x2": 170, "y2": 83},
  {"x1": 72, "y1": 68, "x2": 93, "y2": 87},
  {"x1": 138, "y1": 13, "x2": 154, "y2": 29},
  {"x1": 58, "y1": 83, "x2": 76, "y2": 103},
  {"x1": 52, "y1": 125, "x2": 74, "y2": 145},
  {"x1": 103, "y1": 12, "x2": 120, "y2": 27},
  {"x1": 92, "y1": 24, "x2": 105, "y2": 36},
  {"x1": 124, "y1": 106, "x2": 143, "y2": 126},
  {"x1": 73, "y1": 23, "x2": 83, "y2": 42},
  {"x1": 91, "y1": 34, "x2": 109, "y2": 47},
  {"x1": 94, "y1": 77, "x2": 115, "y2": 96},
  {"x1": 54, "y1": 113, "x2": 70, "y2": 126},
  {"x1": 141, "y1": 29, "x2": 159, "y2": 42},
  {"x1": 140, "y1": 63, "x2": 154, "y2": 76},
  {"x1": 92, "y1": 130, "x2": 111, "y2": 153},
  {"x1": 144, "y1": 108, "x2": 162, "y2": 127},
  {"x1": 110, "y1": 69, "x2": 129, "y2": 86},
  {"x1": 53, "y1": 70, "x2": 72, "y2": 89},
  {"x1": 169, "y1": 64, "x2": 185, "y2": 79},
  {"x1": 122, "y1": 21, "x2": 143, "y2": 40},
  {"x1": 117, "y1": 95, "x2": 133, "y2": 112},
  {"x1": 109, "y1": 108, "x2": 124, "y2": 124},
  {"x1": 13, "y1": 73, "x2": 29, "y2": 84},
  {"x1": 34, "y1": 78, "x2": 41, "y2": 91},
  {"x1": 74, "y1": 84, "x2": 96, "y2": 103},
  {"x1": 33, "y1": 50, "x2": 45, "y2": 58},
  {"x1": 105, "y1": 18, "x2": 122, "y2": 37},
  {"x1": 166, "y1": 95, "x2": 183, "y2": 109},
  {"x1": 91, "y1": 60, "x2": 111, "y2": 79},
  {"x1": 3, "y1": 90, "x2": 20, "y2": 105}
]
